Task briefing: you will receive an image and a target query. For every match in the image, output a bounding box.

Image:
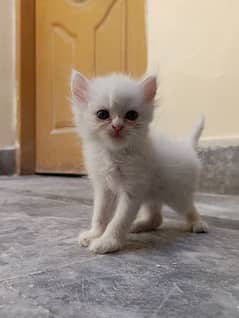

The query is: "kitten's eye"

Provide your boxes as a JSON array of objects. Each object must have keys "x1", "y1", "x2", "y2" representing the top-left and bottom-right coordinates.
[
  {"x1": 96, "y1": 109, "x2": 110, "y2": 120},
  {"x1": 125, "y1": 110, "x2": 138, "y2": 121}
]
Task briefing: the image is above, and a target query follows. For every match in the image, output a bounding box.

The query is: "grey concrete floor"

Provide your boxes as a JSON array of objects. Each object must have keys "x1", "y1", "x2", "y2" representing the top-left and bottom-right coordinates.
[{"x1": 0, "y1": 176, "x2": 239, "y2": 318}]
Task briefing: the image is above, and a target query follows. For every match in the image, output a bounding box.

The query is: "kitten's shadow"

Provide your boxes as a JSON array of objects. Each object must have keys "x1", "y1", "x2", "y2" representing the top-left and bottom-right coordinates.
[{"x1": 124, "y1": 219, "x2": 193, "y2": 252}]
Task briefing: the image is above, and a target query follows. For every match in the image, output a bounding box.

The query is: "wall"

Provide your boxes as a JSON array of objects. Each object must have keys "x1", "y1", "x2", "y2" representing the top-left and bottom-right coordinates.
[
  {"x1": 0, "y1": 0, "x2": 15, "y2": 149},
  {"x1": 146, "y1": 0, "x2": 239, "y2": 145}
]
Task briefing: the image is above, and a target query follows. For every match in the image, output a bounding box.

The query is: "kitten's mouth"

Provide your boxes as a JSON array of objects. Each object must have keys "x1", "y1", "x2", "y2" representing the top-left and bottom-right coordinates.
[{"x1": 110, "y1": 130, "x2": 123, "y2": 140}]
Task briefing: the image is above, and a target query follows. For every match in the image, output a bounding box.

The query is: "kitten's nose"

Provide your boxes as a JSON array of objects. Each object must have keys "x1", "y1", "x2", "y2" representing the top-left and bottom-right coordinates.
[{"x1": 112, "y1": 124, "x2": 124, "y2": 132}]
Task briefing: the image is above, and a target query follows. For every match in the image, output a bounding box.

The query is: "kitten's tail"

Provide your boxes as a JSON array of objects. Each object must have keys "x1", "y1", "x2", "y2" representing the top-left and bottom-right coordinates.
[{"x1": 188, "y1": 114, "x2": 205, "y2": 149}]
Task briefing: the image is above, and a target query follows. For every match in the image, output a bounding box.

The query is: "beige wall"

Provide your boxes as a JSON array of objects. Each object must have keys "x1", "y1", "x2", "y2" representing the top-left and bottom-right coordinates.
[
  {"x1": 146, "y1": 0, "x2": 239, "y2": 145},
  {"x1": 0, "y1": 0, "x2": 15, "y2": 148}
]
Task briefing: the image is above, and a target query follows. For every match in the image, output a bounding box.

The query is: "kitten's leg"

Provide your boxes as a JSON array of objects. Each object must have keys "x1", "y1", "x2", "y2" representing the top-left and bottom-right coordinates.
[
  {"x1": 130, "y1": 202, "x2": 162, "y2": 233},
  {"x1": 89, "y1": 192, "x2": 140, "y2": 254},
  {"x1": 172, "y1": 199, "x2": 209, "y2": 233},
  {"x1": 185, "y1": 204, "x2": 209, "y2": 233},
  {"x1": 79, "y1": 188, "x2": 114, "y2": 247}
]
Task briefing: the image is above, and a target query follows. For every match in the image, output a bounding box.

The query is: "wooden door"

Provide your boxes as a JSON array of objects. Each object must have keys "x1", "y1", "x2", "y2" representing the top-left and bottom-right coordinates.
[{"x1": 36, "y1": 0, "x2": 146, "y2": 173}]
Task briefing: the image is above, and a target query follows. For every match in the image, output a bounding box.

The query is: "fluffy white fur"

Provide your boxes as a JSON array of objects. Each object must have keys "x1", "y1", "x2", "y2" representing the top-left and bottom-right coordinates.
[{"x1": 71, "y1": 71, "x2": 208, "y2": 254}]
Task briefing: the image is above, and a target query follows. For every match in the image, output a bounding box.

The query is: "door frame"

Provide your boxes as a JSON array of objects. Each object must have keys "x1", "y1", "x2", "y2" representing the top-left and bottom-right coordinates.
[{"x1": 16, "y1": 0, "x2": 35, "y2": 174}]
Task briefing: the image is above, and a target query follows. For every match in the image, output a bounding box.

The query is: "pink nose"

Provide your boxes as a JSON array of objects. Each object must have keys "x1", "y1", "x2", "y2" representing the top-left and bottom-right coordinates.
[{"x1": 112, "y1": 124, "x2": 124, "y2": 132}]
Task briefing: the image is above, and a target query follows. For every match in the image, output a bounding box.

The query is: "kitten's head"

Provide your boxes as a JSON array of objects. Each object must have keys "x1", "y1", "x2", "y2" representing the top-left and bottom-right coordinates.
[{"x1": 71, "y1": 71, "x2": 157, "y2": 150}]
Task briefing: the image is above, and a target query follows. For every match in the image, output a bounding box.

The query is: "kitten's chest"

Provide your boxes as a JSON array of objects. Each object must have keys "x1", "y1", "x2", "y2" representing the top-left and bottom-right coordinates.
[
  {"x1": 106, "y1": 155, "x2": 148, "y2": 194},
  {"x1": 86, "y1": 146, "x2": 146, "y2": 192},
  {"x1": 103, "y1": 158, "x2": 124, "y2": 189},
  {"x1": 99, "y1": 153, "x2": 134, "y2": 191}
]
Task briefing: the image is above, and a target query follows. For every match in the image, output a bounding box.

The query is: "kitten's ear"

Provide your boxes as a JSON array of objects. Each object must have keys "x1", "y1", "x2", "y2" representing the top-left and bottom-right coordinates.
[
  {"x1": 71, "y1": 70, "x2": 89, "y2": 104},
  {"x1": 141, "y1": 75, "x2": 157, "y2": 103}
]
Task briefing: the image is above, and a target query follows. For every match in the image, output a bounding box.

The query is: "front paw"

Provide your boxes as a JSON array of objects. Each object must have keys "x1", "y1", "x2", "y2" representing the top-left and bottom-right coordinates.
[
  {"x1": 89, "y1": 236, "x2": 123, "y2": 254},
  {"x1": 190, "y1": 220, "x2": 209, "y2": 233},
  {"x1": 78, "y1": 230, "x2": 102, "y2": 247}
]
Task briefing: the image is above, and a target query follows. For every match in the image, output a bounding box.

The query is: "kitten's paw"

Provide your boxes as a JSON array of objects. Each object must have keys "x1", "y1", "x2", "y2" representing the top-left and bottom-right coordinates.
[
  {"x1": 89, "y1": 236, "x2": 123, "y2": 254},
  {"x1": 130, "y1": 221, "x2": 144, "y2": 233},
  {"x1": 130, "y1": 221, "x2": 155, "y2": 233},
  {"x1": 130, "y1": 218, "x2": 162, "y2": 233},
  {"x1": 78, "y1": 230, "x2": 101, "y2": 247},
  {"x1": 190, "y1": 220, "x2": 209, "y2": 233}
]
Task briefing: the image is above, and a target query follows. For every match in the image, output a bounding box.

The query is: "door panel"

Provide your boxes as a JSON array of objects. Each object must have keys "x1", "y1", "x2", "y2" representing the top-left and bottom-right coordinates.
[{"x1": 36, "y1": 0, "x2": 146, "y2": 173}]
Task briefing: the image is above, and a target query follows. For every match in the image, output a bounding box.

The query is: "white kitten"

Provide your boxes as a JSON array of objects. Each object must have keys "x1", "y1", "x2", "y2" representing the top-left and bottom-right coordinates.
[{"x1": 71, "y1": 71, "x2": 208, "y2": 254}]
